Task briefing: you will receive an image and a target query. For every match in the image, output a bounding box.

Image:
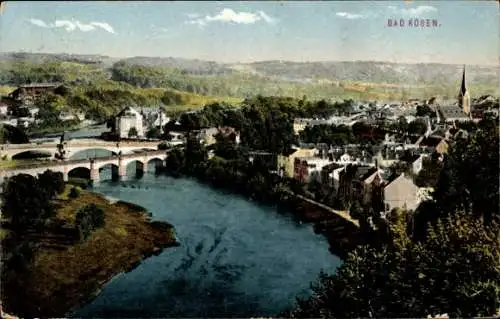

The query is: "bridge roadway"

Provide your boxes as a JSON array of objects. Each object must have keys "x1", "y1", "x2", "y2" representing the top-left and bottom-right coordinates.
[
  {"x1": 0, "y1": 140, "x2": 162, "y2": 159},
  {"x1": 0, "y1": 149, "x2": 171, "y2": 183}
]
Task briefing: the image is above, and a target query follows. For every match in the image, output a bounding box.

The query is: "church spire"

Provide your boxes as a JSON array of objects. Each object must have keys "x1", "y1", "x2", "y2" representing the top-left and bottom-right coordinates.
[
  {"x1": 460, "y1": 65, "x2": 467, "y2": 96},
  {"x1": 458, "y1": 65, "x2": 471, "y2": 116}
]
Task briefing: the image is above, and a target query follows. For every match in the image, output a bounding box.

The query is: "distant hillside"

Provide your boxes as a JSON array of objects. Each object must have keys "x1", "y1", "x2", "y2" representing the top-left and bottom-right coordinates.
[
  {"x1": 0, "y1": 52, "x2": 498, "y2": 101},
  {"x1": 237, "y1": 61, "x2": 498, "y2": 85}
]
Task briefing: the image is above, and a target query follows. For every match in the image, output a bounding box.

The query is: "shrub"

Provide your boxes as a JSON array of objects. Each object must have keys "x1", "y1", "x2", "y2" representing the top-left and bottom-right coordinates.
[
  {"x1": 75, "y1": 204, "x2": 105, "y2": 241},
  {"x1": 158, "y1": 142, "x2": 168, "y2": 150},
  {"x1": 69, "y1": 187, "x2": 80, "y2": 198}
]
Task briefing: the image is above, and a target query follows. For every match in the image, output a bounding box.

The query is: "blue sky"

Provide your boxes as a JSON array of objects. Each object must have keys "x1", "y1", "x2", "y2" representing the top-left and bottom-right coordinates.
[{"x1": 0, "y1": 1, "x2": 498, "y2": 65}]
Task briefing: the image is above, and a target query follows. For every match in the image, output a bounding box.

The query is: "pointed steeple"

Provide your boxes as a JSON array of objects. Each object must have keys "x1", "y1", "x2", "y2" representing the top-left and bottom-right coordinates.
[
  {"x1": 458, "y1": 65, "x2": 471, "y2": 116},
  {"x1": 460, "y1": 65, "x2": 467, "y2": 96}
]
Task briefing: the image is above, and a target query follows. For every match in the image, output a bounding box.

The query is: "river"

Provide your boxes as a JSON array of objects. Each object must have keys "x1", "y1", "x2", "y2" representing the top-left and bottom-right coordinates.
[{"x1": 69, "y1": 171, "x2": 341, "y2": 317}]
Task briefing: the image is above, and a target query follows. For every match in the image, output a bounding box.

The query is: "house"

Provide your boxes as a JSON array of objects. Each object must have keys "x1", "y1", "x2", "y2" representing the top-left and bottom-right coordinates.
[
  {"x1": 166, "y1": 131, "x2": 185, "y2": 146},
  {"x1": 336, "y1": 164, "x2": 372, "y2": 204},
  {"x1": 293, "y1": 156, "x2": 333, "y2": 183},
  {"x1": 436, "y1": 105, "x2": 471, "y2": 124},
  {"x1": 0, "y1": 105, "x2": 7, "y2": 116},
  {"x1": 218, "y1": 126, "x2": 241, "y2": 144},
  {"x1": 400, "y1": 153, "x2": 424, "y2": 175},
  {"x1": 59, "y1": 112, "x2": 77, "y2": 121},
  {"x1": 114, "y1": 106, "x2": 145, "y2": 138},
  {"x1": 362, "y1": 167, "x2": 387, "y2": 205},
  {"x1": 293, "y1": 119, "x2": 309, "y2": 134},
  {"x1": 419, "y1": 136, "x2": 448, "y2": 158},
  {"x1": 277, "y1": 147, "x2": 318, "y2": 178},
  {"x1": 383, "y1": 173, "x2": 421, "y2": 213},
  {"x1": 198, "y1": 127, "x2": 220, "y2": 145},
  {"x1": 328, "y1": 165, "x2": 347, "y2": 191},
  {"x1": 8, "y1": 83, "x2": 61, "y2": 104}
]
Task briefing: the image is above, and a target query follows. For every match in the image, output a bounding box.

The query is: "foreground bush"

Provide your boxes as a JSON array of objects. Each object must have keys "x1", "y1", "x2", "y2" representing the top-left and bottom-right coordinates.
[{"x1": 75, "y1": 204, "x2": 105, "y2": 241}]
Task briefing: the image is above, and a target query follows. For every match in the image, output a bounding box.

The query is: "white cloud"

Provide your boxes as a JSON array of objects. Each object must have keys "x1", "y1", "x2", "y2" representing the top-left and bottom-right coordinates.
[
  {"x1": 28, "y1": 18, "x2": 50, "y2": 28},
  {"x1": 28, "y1": 18, "x2": 116, "y2": 34},
  {"x1": 336, "y1": 12, "x2": 366, "y2": 20},
  {"x1": 186, "y1": 8, "x2": 276, "y2": 26},
  {"x1": 89, "y1": 22, "x2": 115, "y2": 34},
  {"x1": 388, "y1": 5, "x2": 437, "y2": 17}
]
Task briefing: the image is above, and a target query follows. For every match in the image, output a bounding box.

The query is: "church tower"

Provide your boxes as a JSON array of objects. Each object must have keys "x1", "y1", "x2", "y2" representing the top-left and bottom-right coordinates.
[{"x1": 458, "y1": 65, "x2": 471, "y2": 116}]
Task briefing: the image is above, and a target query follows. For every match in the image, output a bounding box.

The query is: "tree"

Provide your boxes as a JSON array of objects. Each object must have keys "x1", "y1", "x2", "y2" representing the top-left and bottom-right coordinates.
[
  {"x1": 408, "y1": 119, "x2": 428, "y2": 136},
  {"x1": 69, "y1": 187, "x2": 80, "y2": 198},
  {"x1": 416, "y1": 104, "x2": 436, "y2": 118},
  {"x1": 75, "y1": 204, "x2": 105, "y2": 241},
  {"x1": 184, "y1": 136, "x2": 208, "y2": 172},
  {"x1": 432, "y1": 123, "x2": 499, "y2": 225},
  {"x1": 165, "y1": 148, "x2": 185, "y2": 177},
  {"x1": 286, "y1": 210, "x2": 500, "y2": 318},
  {"x1": 11, "y1": 107, "x2": 30, "y2": 118},
  {"x1": 0, "y1": 124, "x2": 29, "y2": 144},
  {"x1": 38, "y1": 170, "x2": 65, "y2": 198},
  {"x1": 128, "y1": 127, "x2": 138, "y2": 138},
  {"x1": 146, "y1": 127, "x2": 161, "y2": 139},
  {"x1": 1, "y1": 174, "x2": 55, "y2": 228}
]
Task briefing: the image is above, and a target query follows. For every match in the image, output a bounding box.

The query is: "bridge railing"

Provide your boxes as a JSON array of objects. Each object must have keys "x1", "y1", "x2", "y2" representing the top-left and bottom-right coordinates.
[
  {"x1": 0, "y1": 150, "x2": 170, "y2": 172},
  {"x1": 0, "y1": 141, "x2": 161, "y2": 149}
]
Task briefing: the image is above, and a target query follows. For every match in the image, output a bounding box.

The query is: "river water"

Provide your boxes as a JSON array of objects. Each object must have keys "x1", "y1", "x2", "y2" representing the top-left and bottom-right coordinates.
[{"x1": 69, "y1": 172, "x2": 341, "y2": 318}]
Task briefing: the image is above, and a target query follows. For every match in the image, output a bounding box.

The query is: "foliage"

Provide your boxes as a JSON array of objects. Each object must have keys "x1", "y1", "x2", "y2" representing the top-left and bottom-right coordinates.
[
  {"x1": 146, "y1": 127, "x2": 161, "y2": 139},
  {"x1": 286, "y1": 210, "x2": 500, "y2": 318},
  {"x1": 1, "y1": 174, "x2": 55, "y2": 228},
  {"x1": 415, "y1": 156, "x2": 444, "y2": 187},
  {"x1": 0, "y1": 124, "x2": 29, "y2": 144},
  {"x1": 68, "y1": 187, "x2": 80, "y2": 198},
  {"x1": 165, "y1": 147, "x2": 185, "y2": 177},
  {"x1": 37, "y1": 170, "x2": 65, "y2": 198},
  {"x1": 416, "y1": 104, "x2": 436, "y2": 118},
  {"x1": 432, "y1": 119, "x2": 499, "y2": 225},
  {"x1": 75, "y1": 204, "x2": 105, "y2": 241},
  {"x1": 407, "y1": 118, "x2": 428, "y2": 135},
  {"x1": 157, "y1": 142, "x2": 169, "y2": 150}
]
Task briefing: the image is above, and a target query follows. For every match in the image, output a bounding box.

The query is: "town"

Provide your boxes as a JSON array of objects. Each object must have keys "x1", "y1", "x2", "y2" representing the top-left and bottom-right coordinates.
[
  {"x1": 1, "y1": 67, "x2": 498, "y2": 218},
  {"x1": 0, "y1": 1, "x2": 499, "y2": 318}
]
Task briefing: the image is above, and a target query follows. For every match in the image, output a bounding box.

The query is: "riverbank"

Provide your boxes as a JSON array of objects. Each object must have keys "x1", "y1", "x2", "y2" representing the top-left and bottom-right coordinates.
[{"x1": 1, "y1": 186, "x2": 179, "y2": 318}]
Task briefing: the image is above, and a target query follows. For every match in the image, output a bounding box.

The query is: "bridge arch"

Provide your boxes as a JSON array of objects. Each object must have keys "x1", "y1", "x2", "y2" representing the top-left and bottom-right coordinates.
[
  {"x1": 68, "y1": 166, "x2": 91, "y2": 181},
  {"x1": 125, "y1": 159, "x2": 145, "y2": 179},
  {"x1": 146, "y1": 157, "x2": 165, "y2": 174},
  {"x1": 97, "y1": 163, "x2": 120, "y2": 182}
]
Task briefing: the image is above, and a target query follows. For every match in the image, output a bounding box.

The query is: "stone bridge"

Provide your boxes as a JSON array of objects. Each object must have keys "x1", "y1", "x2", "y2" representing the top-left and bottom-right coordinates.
[
  {"x1": 0, "y1": 140, "x2": 161, "y2": 160},
  {"x1": 0, "y1": 149, "x2": 170, "y2": 184}
]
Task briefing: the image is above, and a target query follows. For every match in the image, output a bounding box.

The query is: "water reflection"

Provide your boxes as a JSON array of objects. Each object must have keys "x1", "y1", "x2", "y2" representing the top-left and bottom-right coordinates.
[{"x1": 71, "y1": 174, "x2": 340, "y2": 317}]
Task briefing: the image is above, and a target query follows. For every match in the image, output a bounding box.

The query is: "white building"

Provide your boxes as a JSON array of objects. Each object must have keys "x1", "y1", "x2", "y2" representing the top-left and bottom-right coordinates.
[
  {"x1": 0, "y1": 105, "x2": 8, "y2": 116},
  {"x1": 115, "y1": 106, "x2": 145, "y2": 138}
]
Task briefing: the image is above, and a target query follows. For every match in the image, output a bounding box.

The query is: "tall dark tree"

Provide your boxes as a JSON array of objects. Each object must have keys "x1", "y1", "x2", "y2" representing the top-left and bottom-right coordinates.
[
  {"x1": 38, "y1": 170, "x2": 65, "y2": 199},
  {"x1": 1, "y1": 174, "x2": 55, "y2": 228}
]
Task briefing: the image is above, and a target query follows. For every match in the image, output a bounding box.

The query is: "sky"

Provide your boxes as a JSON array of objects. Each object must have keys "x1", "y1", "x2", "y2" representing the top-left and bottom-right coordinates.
[{"x1": 0, "y1": 1, "x2": 498, "y2": 65}]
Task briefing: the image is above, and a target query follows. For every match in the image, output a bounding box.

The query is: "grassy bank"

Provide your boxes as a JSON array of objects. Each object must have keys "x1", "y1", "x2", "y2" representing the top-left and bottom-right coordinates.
[{"x1": 1, "y1": 185, "x2": 178, "y2": 318}]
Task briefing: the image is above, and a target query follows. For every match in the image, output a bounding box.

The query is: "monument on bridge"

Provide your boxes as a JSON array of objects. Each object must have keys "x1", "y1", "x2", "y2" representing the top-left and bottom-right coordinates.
[{"x1": 55, "y1": 132, "x2": 68, "y2": 160}]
